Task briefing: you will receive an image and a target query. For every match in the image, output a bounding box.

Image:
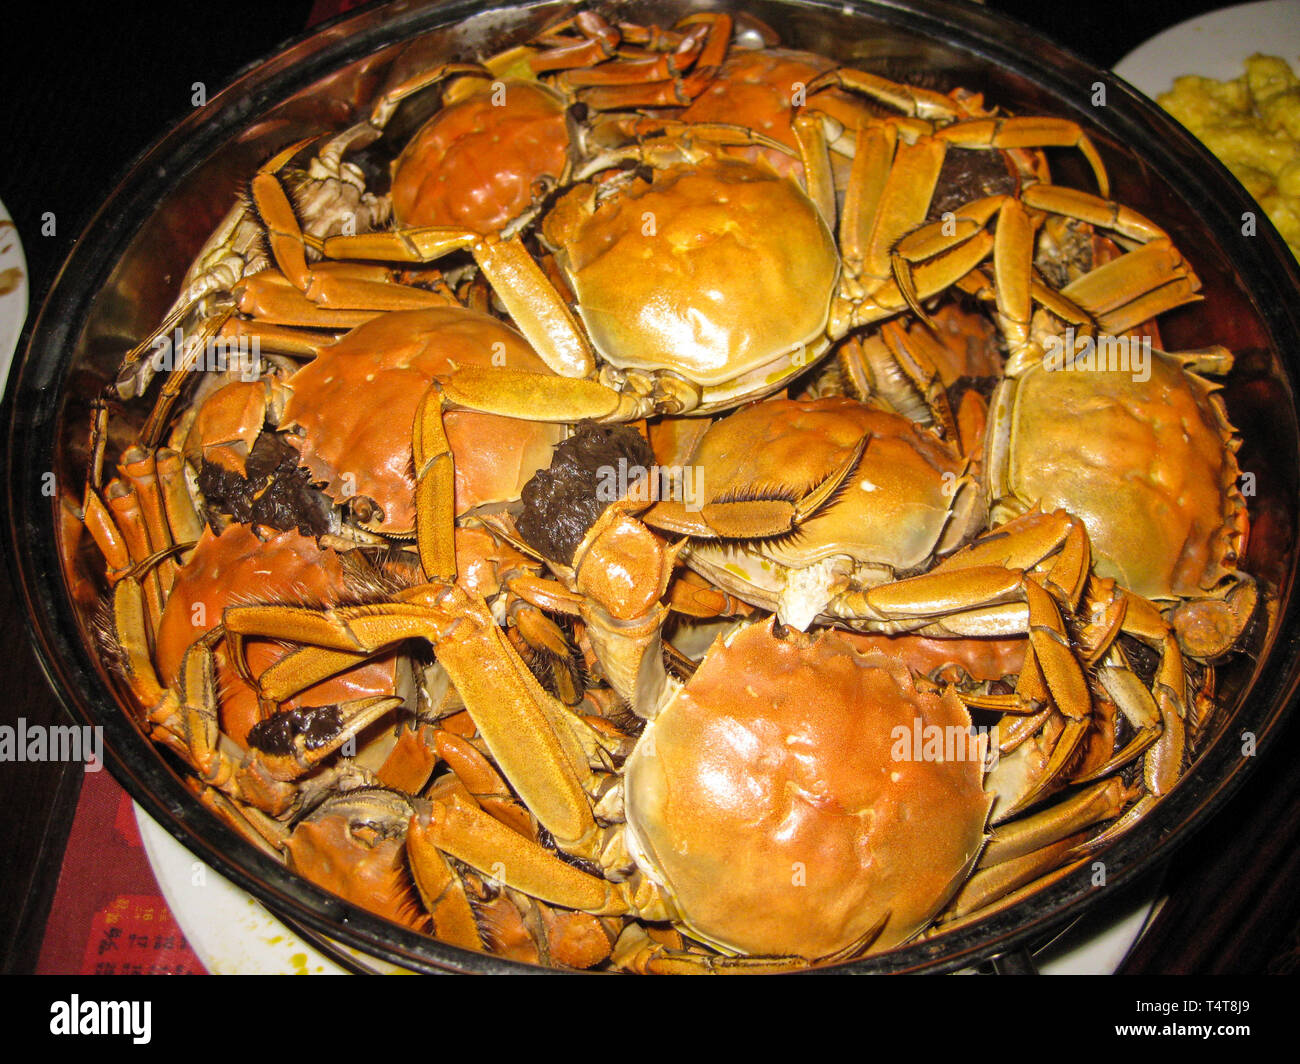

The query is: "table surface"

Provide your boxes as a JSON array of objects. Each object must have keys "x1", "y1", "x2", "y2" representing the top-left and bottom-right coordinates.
[{"x1": 3, "y1": 0, "x2": 1299, "y2": 974}]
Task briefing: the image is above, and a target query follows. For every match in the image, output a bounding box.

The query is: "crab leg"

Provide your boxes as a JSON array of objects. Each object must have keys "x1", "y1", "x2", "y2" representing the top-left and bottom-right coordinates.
[
  {"x1": 805, "y1": 68, "x2": 965, "y2": 122},
  {"x1": 1057, "y1": 237, "x2": 1201, "y2": 337},
  {"x1": 980, "y1": 776, "x2": 1135, "y2": 867},
  {"x1": 82, "y1": 488, "x2": 133, "y2": 582},
  {"x1": 404, "y1": 810, "x2": 490, "y2": 953},
  {"x1": 556, "y1": 18, "x2": 710, "y2": 84},
  {"x1": 117, "y1": 447, "x2": 181, "y2": 593},
  {"x1": 611, "y1": 925, "x2": 829, "y2": 973},
  {"x1": 790, "y1": 112, "x2": 838, "y2": 227},
  {"x1": 139, "y1": 302, "x2": 236, "y2": 447},
  {"x1": 837, "y1": 230, "x2": 997, "y2": 333},
  {"x1": 936, "y1": 117, "x2": 1109, "y2": 196},
  {"x1": 804, "y1": 67, "x2": 1108, "y2": 195},
  {"x1": 224, "y1": 584, "x2": 601, "y2": 854},
  {"x1": 408, "y1": 369, "x2": 647, "y2": 590},
  {"x1": 556, "y1": 13, "x2": 733, "y2": 109},
  {"x1": 892, "y1": 195, "x2": 1006, "y2": 264},
  {"x1": 665, "y1": 569, "x2": 756, "y2": 618},
  {"x1": 231, "y1": 269, "x2": 387, "y2": 328},
  {"x1": 408, "y1": 793, "x2": 670, "y2": 918},
  {"x1": 944, "y1": 834, "x2": 1094, "y2": 922},
  {"x1": 154, "y1": 450, "x2": 204, "y2": 567},
  {"x1": 324, "y1": 229, "x2": 596, "y2": 379},
  {"x1": 529, "y1": 11, "x2": 621, "y2": 72},
  {"x1": 236, "y1": 137, "x2": 464, "y2": 323},
  {"x1": 854, "y1": 321, "x2": 961, "y2": 440},
  {"x1": 854, "y1": 135, "x2": 948, "y2": 289},
  {"x1": 110, "y1": 578, "x2": 399, "y2": 815},
  {"x1": 844, "y1": 566, "x2": 1089, "y2": 707},
  {"x1": 434, "y1": 730, "x2": 536, "y2": 840},
  {"x1": 104, "y1": 483, "x2": 167, "y2": 631}
]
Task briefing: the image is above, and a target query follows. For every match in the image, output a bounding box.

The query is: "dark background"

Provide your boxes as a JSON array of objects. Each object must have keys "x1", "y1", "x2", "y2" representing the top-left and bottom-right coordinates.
[{"x1": 2, "y1": 0, "x2": 1297, "y2": 973}]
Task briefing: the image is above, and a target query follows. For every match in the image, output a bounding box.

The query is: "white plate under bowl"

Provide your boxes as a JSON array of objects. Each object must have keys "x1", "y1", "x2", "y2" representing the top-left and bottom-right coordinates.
[
  {"x1": 0, "y1": 195, "x2": 29, "y2": 396},
  {"x1": 136, "y1": 801, "x2": 1161, "y2": 974},
  {"x1": 1114, "y1": 0, "x2": 1300, "y2": 96}
]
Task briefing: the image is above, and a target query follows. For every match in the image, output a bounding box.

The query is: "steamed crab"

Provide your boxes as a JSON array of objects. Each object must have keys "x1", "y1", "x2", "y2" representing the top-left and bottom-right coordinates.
[
  {"x1": 503, "y1": 409, "x2": 1188, "y2": 823},
  {"x1": 412, "y1": 616, "x2": 994, "y2": 965},
  {"x1": 172, "y1": 306, "x2": 567, "y2": 575},
  {"x1": 639, "y1": 395, "x2": 985, "y2": 630},
  {"x1": 985, "y1": 344, "x2": 1256, "y2": 661},
  {"x1": 153, "y1": 524, "x2": 400, "y2": 751}
]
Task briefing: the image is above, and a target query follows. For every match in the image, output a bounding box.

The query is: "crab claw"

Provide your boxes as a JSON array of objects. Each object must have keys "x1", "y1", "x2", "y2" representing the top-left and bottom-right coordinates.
[{"x1": 243, "y1": 696, "x2": 402, "y2": 781}]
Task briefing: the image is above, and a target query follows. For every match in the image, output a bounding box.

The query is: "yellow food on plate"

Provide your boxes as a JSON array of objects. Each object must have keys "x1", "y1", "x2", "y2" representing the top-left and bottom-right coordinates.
[{"x1": 1159, "y1": 53, "x2": 1300, "y2": 258}]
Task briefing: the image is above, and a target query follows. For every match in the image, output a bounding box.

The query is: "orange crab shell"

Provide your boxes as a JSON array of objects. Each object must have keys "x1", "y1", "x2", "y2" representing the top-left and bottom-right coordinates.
[
  {"x1": 679, "y1": 47, "x2": 860, "y2": 179},
  {"x1": 542, "y1": 157, "x2": 838, "y2": 391},
  {"x1": 391, "y1": 79, "x2": 570, "y2": 234},
  {"x1": 154, "y1": 524, "x2": 398, "y2": 747},
  {"x1": 285, "y1": 792, "x2": 428, "y2": 932},
  {"x1": 999, "y1": 349, "x2": 1248, "y2": 601},
  {"x1": 842, "y1": 631, "x2": 1027, "y2": 685},
  {"x1": 690, "y1": 396, "x2": 975, "y2": 571},
  {"x1": 285, "y1": 815, "x2": 428, "y2": 933},
  {"x1": 623, "y1": 618, "x2": 991, "y2": 959},
  {"x1": 283, "y1": 307, "x2": 566, "y2": 533}
]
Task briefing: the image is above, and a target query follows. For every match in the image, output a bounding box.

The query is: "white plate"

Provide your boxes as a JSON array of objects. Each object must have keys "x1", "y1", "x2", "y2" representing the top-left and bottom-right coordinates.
[
  {"x1": 0, "y1": 195, "x2": 29, "y2": 396},
  {"x1": 137, "y1": 800, "x2": 1161, "y2": 974},
  {"x1": 136, "y1": 804, "x2": 348, "y2": 974},
  {"x1": 1114, "y1": 0, "x2": 1300, "y2": 96}
]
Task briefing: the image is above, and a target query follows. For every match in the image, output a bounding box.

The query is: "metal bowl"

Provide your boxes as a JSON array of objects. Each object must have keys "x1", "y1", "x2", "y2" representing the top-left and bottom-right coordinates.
[{"x1": 8, "y1": 0, "x2": 1300, "y2": 973}]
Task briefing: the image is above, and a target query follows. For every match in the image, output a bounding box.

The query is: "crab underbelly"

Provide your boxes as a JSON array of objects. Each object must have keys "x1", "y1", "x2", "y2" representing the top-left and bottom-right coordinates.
[{"x1": 684, "y1": 545, "x2": 899, "y2": 630}]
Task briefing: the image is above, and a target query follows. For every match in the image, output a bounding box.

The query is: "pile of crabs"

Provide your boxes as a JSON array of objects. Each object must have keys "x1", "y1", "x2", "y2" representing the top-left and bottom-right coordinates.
[{"x1": 71, "y1": 10, "x2": 1258, "y2": 971}]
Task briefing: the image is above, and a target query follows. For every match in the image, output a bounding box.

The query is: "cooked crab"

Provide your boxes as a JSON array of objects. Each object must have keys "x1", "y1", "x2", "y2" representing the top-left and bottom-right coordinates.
[
  {"x1": 421, "y1": 617, "x2": 994, "y2": 963},
  {"x1": 640, "y1": 395, "x2": 984, "y2": 630},
  {"x1": 986, "y1": 343, "x2": 1256, "y2": 660},
  {"x1": 153, "y1": 523, "x2": 401, "y2": 748}
]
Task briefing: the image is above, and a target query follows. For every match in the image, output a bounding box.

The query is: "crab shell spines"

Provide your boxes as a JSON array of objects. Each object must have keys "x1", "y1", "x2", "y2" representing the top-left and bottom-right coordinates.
[{"x1": 623, "y1": 619, "x2": 991, "y2": 959}]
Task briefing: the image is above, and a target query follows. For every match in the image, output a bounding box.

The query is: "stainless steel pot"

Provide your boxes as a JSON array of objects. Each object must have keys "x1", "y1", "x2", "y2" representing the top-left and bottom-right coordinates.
[{"x1": 8, "y1": 0, "x2": 1300, "y2": 972}]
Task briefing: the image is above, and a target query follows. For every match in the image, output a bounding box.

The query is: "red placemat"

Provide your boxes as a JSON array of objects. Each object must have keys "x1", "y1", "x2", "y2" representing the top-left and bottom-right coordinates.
[{"x1": 37, "y1": 769, "x2": 206, "y2": 975}]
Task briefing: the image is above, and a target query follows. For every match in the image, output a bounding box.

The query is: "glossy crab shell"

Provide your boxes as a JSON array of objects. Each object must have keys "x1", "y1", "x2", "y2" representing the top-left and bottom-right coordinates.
[
  {"x1": 679, "y1": 396, "x2": 984, "y2": 624},
  {"x1": 154, "y1": 524, "x2": 397, "y2": 747},
  {"x1": 990, "y1": 348, "x2": 1248, "y2": 602},
  {"x1": 542, "y1": 156, "x2": 838, "y2": 400},
  {"x1": 285, "y1": 790, "x2": 428, "y2": 932},
  {"x1": 622, "y1": 618, "x2": 992, "y2": 958},
  {"x1": 390, "y1": 79, "x2": 570, "y2": 234},
  {"x1": 679, "y1": 46, "x2": 858, "y2": 179},
  {"x1": 283, "y1": 306, "x2": 566, "y2": 534}
]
